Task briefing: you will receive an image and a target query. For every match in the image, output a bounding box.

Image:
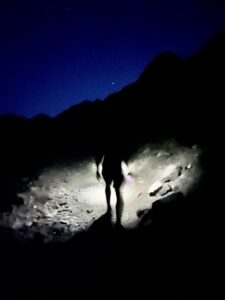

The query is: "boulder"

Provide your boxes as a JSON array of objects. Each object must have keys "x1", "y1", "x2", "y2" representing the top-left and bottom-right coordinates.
[
  {"x1": 163, "y1": 165, "x2": 182, "y2": 182},
  {"x1": 148, "y1": 181, "x2": 163, "y2": 196}
]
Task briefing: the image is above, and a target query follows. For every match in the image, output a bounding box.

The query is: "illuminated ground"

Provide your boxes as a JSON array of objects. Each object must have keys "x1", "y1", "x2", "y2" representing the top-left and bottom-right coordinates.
[{"x1": 0, "y1": 141, "x2": 201, "y2": 242}]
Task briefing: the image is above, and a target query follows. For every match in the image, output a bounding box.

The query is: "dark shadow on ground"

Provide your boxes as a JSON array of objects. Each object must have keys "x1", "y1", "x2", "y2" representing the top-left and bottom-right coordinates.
[{"x1": 89, "y1": 211, "x2": 113, "y2": 233}]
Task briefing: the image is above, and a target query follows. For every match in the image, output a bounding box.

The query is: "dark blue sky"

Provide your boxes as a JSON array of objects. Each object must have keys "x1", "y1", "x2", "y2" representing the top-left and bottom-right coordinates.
[{"x1": 0, "y1": 0, "x2": 225, "y2": 117}]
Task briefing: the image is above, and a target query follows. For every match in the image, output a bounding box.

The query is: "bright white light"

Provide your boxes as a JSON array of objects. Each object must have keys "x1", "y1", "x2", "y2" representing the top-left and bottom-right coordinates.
[
  {"x1": 148, "y1": 181, "x2": 163, "y2": 195},
  {"x1": 0, "y1": 140, "x2": 202, "y2": 242}
]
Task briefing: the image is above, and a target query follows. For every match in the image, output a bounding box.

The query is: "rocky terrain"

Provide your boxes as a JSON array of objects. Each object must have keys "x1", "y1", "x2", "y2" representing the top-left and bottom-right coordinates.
[{"x1": 0, "y1": 141, "x2": 201, "y2": 242}]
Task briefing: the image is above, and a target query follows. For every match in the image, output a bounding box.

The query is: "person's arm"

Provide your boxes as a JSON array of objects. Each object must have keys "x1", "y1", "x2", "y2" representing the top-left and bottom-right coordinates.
[
  {"x1": 121, "y1": 150, "x2": 133, "y2": 177},
  {"x1": 121, "y1": 160, "x2": 134, "y2": 185},
  {"x1": 121, "y1": 161, "x2": 129, "y2": 177},
  {"x1": 95, "y1": 153, "x2": 104, "y2": 181}
]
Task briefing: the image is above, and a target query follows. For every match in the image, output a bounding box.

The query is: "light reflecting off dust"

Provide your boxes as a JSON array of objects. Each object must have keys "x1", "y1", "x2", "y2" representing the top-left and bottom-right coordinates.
[{"x1": 0, "y1": 140, "x2": 202, "y2": 242}]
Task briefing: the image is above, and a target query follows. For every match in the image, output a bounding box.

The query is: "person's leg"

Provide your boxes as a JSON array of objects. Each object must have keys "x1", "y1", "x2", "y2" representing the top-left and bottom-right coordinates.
[
  {"x1": 115, "y1": 184, "x2": 124, "y2": 226},
  {"x1": 105, "y1": 183, "x2": 111, "y2": 214},
  {"x1": 103, "y1": 171, "x2": 113, "y2": 214}
]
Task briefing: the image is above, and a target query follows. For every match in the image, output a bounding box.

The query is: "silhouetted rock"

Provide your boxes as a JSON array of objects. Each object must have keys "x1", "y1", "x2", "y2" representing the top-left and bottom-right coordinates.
[
  {"x1": 148, "y1": 181, "x2": 163, "y2": 196},
  {"x1": 159, "y1": 184, "x2": 172, "y2": 196},
  {"x1": 163, "y1": 165, "x2": 182, "y2": 182},
  {"x1": 136, "y1": 209, "x2": 149, "y2": 218}
]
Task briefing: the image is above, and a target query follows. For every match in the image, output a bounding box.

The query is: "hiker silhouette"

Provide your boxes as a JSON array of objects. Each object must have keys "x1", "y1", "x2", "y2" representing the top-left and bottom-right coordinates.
[{"x1": 95, "y1": 137, "x2": 130, "y2": 228}]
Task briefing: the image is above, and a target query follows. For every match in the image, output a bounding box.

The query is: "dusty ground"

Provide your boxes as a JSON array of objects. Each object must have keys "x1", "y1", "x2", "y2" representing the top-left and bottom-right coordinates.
[{"x1": 0, "y1": 140, "x2": 202, "y2": 242}]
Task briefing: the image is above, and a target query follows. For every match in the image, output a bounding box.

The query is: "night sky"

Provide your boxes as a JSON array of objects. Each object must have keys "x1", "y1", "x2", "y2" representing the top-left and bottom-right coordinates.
[{"x1": 0, "y1": 0, "x2": 225, "y2": 118}]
